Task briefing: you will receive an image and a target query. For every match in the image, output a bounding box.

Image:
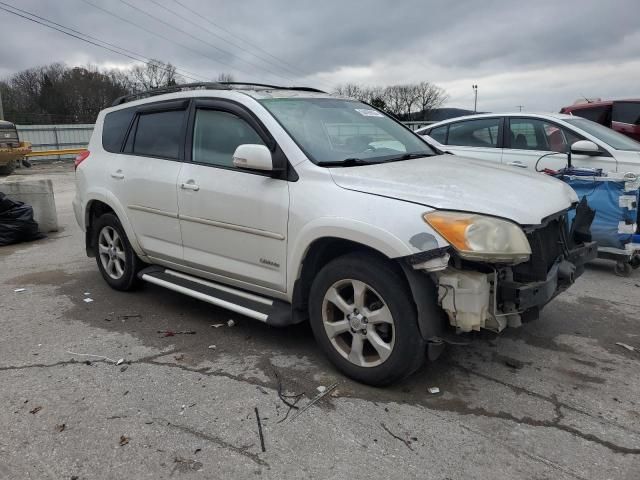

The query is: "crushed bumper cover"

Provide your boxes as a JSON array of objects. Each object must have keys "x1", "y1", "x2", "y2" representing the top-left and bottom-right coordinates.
[{"x1": 499, "y1": 241, "x2": 597, "y2": 312}]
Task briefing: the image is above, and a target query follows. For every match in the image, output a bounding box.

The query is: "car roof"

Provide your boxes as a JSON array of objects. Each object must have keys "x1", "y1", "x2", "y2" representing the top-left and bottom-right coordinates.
[{"x1": 418, "y1": 112, "x2": 576, "y2": 131}]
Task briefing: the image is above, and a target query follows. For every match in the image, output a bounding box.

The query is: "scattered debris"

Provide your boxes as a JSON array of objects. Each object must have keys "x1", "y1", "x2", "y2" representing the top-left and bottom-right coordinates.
[
  {"x1": 119, "y1": 435, "x2": 129, "y2": 446},
  {"x1": 13, "y1": 288, "x2": 26, "y2": 293},
  {"x1": 254, "y1": 407, "x2": 266, "y2": 452},
  {"x1": 120, "y1": 313, "x2": 142, "y2": 319},
  {"x1": 65, "y1": 350, "x2": 118, "y2": 364},
  {"x1": 120, "y1": 365, "x2": 128, "y2": 372},
  {"x1": 504, "y1": 357, "x2": 524, "y2": 370},
  {"x1": 208, "y1": 345, "x2": 216, "y2": 350},
  {"x1": 123, "y1": 391, "x2": 129, "y2": 396},
  {"x1": 316, "y1": 385, "x2": 327, "y2": 393},
  {"x1": 55, "y1": 423, "x2": 66, "y2": 432},
  {"x1": 272, "y1": 368, "x2": 305, "y2": 423},
  {"x1": 194, "y1": 448, "x2": 201, "y2": 454},
  {"x1": 83, "y1": 298, "x2": 94, "y2": 303},
  {"x1": 115, "y1": 358, "x2": 125, "y2": 366},
  {"x1": 428, "y1": 387, "x2": 440, "y2": 395},
  {"x1": 380, "y1": 422, "x2": 414, "y2": 451},
  {"x1": 227, "y1": 319, "x2": 235, "y2": 327},
  {"x1": 83, "y1": 292, "x2": 91, "y2": 296},
  {"x1": 157, "y1": 330, "x2": 196, "y2": 337},
  {"x1": 179, "y1": 404, "x2": 186, "y2": 415},
  {"x1": 330, "y1": 389, "x2": 340, "y2": 398},
  {"x1": 289, "y1": 383, "x2": 338, "y2": 422},
  {"x1": 616, "y1": 342, "x2": 636, "y2": 352},
  {"x1": 210, "y1": 323, "x2": 224, "y2": 328},
  {"x1": 174, "y1": 354, "x2": 185, "y2": 361},
  {"x1": 29, "y1": 406, "x2": 42, "y2": 415}
]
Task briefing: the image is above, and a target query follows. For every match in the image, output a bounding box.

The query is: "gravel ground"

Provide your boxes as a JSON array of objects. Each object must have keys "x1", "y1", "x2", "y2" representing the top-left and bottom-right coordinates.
[{"x1": 1, "y1": 163, "x2": 639, "y2": 480}]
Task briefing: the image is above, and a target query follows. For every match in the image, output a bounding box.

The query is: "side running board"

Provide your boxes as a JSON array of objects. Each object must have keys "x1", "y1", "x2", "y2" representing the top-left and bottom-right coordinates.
[{"x1": 138, "y1": 266, "x2": 293, "y2": 326}]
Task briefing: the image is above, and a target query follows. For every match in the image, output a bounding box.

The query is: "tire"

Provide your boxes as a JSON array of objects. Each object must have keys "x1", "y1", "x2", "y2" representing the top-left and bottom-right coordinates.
[
  {"x1": 308, "y1": 252, "x2": 426, "y2": 386},
  {"x1": 0, "y1": 161, "x2": 15, "y2": 176},
  {"x1": 93, "y1": 213, "x2": 142, "y2": 291}
]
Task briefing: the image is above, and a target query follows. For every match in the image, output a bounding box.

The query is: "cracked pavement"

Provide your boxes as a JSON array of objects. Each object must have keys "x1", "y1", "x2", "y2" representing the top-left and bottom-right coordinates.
[{"x1": 0, "y1": 164, "x2": 639, "y2": 479}]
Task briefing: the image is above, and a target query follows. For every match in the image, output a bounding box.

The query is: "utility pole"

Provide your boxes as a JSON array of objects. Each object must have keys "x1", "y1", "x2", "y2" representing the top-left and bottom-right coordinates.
[
  {"x1": 516, "y1": 105, "x2": 524, "y2": 112},
  {"x1": 0, "y1": 88, "x2": 4, "y2": 120},
  {"x1": 472, "y1": 84, "x2": 478, "y2": 113}
]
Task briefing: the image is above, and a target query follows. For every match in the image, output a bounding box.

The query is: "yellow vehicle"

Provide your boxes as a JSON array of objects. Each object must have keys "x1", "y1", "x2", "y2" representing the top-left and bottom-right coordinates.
[{"x1": 0, "y1": 120, "x2": 31, "y2": 175}]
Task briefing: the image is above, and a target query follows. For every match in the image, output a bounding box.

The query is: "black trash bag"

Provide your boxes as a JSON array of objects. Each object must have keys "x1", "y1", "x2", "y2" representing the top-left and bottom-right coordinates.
[{"x1": 0, "y1": 192, "x2": 45, "y2": 246}]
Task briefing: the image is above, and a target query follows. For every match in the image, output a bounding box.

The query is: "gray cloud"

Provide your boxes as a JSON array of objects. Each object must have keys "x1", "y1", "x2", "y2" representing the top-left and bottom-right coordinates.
[{"x1": 0, "y1": 0, "x2": 638, "y2": 111}]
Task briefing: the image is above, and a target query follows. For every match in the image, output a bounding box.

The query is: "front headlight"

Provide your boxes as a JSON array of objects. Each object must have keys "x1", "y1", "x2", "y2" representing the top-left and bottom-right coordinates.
[{"x1": 424, "y1": 211, "x2": 531, "y2": 263}]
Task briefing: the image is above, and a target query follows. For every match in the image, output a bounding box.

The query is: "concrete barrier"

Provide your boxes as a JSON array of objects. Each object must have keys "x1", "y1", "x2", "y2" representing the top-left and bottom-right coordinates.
[{"x1": 0, "y1": 178, "x2": 59, "y2": 232}]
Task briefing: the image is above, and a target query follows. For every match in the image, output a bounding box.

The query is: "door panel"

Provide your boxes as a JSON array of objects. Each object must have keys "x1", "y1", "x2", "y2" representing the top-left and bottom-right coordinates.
[
  {"x1": 177, "y1": 164, "x2": 289, "y2": 291},
  {"x1": 177, "y1": 106, "x2": 289, "y2": 291},
  {"x1": 119, "y1": 155, "x2": 183, "y2": 260}
]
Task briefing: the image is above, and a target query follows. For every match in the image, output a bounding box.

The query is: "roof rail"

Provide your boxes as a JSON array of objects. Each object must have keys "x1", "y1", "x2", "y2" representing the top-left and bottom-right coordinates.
[{"x1": 112, "y1": 82, "x2": 326, "y2": 106}]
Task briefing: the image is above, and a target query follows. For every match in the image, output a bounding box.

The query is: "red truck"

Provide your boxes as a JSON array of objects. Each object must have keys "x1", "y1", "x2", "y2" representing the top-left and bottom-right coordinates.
[{"x1": 560, "y1": 99, "x2": 640, "y2": 142}]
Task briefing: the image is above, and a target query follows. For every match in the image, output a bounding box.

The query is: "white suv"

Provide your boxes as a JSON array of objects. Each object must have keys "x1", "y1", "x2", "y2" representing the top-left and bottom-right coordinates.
[{"x1": 74, "y1": 83, "x2": 596, "y2": 385}]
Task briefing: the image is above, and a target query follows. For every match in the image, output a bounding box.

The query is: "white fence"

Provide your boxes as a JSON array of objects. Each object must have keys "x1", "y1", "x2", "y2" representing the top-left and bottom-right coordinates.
[{"x1": 16, "y1": 124, "x2": 94, "y2": 161}]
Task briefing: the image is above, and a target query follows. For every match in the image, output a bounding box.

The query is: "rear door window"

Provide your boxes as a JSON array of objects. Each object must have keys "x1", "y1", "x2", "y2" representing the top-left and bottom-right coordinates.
[
  {"x1": 102, "y1": 108, "x2": 135, "y2": 153},
  {"x1": 447, "y1": 118, "x2": 500, "y2": 148},
  {"x1": 572, "y1": 105, "x2": 610, "y2": 124},
  {"x1": 612, "y1": 102, "x2": 640, "y2": 125},
  {"x1": 132, "y1": 110, "x2": 185, "y2": 160},
  {"x1": 428, "y1": 125, "x2": 448, "y2": 144}
]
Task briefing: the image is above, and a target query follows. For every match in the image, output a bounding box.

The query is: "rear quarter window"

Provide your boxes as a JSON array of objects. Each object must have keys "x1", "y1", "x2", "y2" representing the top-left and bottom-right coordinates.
[
  {"x1": 132, "y1": 110, "x2": 185, "y2": 160},
  {"x1": 612, "y1": 102, "x2": 640, "y2": 125},
  {"x1": 428, "y1": 125, "x2": 448, "y2": 144},
  {"x1": 102, "y1": 108, "x2": 135, "y2": 153}
]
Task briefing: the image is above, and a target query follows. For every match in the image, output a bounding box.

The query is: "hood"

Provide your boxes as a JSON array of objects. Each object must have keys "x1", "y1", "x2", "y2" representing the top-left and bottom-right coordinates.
[{"x1": 329, "y1": 155, "x2": 578, "y2": 225}]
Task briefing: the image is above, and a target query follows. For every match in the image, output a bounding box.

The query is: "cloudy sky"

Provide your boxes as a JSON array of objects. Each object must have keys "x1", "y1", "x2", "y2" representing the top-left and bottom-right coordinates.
[{"x1": 1, "y1": 0, "x2": 638, "y2": 112}]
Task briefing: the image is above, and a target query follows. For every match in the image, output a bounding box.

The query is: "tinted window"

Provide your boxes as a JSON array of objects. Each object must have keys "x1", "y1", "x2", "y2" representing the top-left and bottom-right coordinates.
[
  {"x1": 429, "y1": 125, "x2": 447, "y2": 144},
  {"x1": 133, "y1": 110, "x2": 185, "y2": 159},
  {"x1": 447, "y1": 118, "x2": 500, "y2": 148},
  {"x1": 192, "y1": 109, "x2": 265, "y2": 168},
  {"x1": 612, "y1": 102, "x2": 640, "y2": 125},
  {"x1": 102, "y1": 108, "x2": 135, "y2": 153},
  {"x1": 572, "y1": 105, "x2": 610, "y2": 124}
]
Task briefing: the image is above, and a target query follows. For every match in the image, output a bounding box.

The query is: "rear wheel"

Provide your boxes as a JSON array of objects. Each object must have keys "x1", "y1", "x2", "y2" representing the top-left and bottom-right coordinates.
[
  {"x1": 93, "y1": 213, "x2": 142, "y2": 291},
  {"x1": 309, "y1": 252, "x2": 426, "y2": 386}
]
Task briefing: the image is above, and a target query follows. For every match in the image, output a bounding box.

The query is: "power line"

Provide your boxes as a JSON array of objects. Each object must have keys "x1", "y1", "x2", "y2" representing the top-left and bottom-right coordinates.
[
  {"x1": 118, "y1": 0, "x2": 293, "y2": 84},
  {"x1": 172, "y1": 0, "x2": 311, "y2": 80},
  {"x1": 0, "y1": 1, "x2": 207, "y2": 83},
  {"x1": 145, "y1": 0, "x2": 296, "y2": 82},
  {"x1": 81, "y1": 0, "x2": 257, "y2": 82},
  {"x1": 0, "y1": 3, "x2": 203, "y2": 84}
]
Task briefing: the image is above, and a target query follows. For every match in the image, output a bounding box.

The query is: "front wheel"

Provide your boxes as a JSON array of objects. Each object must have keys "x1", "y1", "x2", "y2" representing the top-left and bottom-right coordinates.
[
  {"x1": 309, "y1": 252, "x2": 426, "y2": 386},
  {"x1": 93, "y1": 213, "x2": 142, "y2": 291}
]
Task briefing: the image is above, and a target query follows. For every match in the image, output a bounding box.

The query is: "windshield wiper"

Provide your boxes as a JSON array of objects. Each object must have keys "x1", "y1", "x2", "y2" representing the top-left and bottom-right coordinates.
[
  {"x1": 318, "y1": 158, "x2": 381, "y2": 167},
  {"x1": 380, "y1": 152, "x2": 431, "y2": 162}
]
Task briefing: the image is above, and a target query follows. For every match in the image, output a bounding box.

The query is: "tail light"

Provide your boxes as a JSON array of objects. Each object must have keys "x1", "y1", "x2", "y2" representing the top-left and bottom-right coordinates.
[{"x1": 75, "y1": 150, "x2": 90, "y2": 169}]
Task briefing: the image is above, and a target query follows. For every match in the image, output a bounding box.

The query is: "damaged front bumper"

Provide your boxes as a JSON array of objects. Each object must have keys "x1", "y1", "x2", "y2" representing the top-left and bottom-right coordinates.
[{"x1": 432, "y1": 240, "x2": 597, "y2": 333}]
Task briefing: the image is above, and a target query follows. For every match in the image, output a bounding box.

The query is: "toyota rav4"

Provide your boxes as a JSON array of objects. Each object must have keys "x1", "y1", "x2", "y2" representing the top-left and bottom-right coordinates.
[{"x1": 73, "y1": 83, "x2": 597, "y2": 385}]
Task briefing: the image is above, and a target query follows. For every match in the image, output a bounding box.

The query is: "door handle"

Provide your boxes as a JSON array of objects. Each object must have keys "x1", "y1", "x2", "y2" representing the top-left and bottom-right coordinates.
[
  {"x1": 506, "y1": 161, "x2": 527, "y2": 168},
  {"x1": 110, "y1": 170, "x2": 124, "y2": 179},
  {"x1": 181, "y1": 182, "x2": 200, "y2": 191}
]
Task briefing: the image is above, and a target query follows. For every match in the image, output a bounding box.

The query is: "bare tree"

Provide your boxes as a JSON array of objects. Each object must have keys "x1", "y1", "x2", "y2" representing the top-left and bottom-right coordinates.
[
  {"x1": 129, "y1": 59, "x2": 180, "y2": 91},
  {"x1": 383, "y1": 86, "x2": 404, "y2": 117},
  {"x1": 217, "y1": 72, "x2": 235, "y2": 83},
  {"x1": 414, "y1": 81, "x2": 448, "y2": 120}
]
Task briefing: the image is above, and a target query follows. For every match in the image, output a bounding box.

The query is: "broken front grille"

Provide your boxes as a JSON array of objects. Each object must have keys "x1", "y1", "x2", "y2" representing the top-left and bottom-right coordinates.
[{"x1": 512, "y1": 215, "x2": 567, "y2": 282}]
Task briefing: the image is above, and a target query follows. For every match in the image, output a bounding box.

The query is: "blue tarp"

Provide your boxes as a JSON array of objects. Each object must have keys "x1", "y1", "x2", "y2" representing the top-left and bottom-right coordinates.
[{"x1": 562, "y1": 176, "x2": 638, "y2": 249}]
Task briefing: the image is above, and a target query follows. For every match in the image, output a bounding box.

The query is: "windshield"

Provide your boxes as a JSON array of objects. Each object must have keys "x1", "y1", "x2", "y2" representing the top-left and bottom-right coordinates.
[
  {"x1": 259, "y1": 97, "x2": 436, "y2": 165},
  {"x1": 565, "y1": 117, "x2": 640, "y2": 152}
]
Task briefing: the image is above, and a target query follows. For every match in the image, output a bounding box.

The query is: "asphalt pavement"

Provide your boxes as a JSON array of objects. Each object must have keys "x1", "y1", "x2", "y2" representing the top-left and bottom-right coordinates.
[{"x1": 1, "y1": 163, "x2": 639, "y2": 479}]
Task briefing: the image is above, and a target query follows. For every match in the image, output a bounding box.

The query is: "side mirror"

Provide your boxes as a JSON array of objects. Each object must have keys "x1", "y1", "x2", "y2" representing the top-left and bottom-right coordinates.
[
  {"x1": 570, "y1": 140, "x2": 601, "y2": 156},
  {"x1": 232, "y1": 144, "x2": 274, "y2": 171}
]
